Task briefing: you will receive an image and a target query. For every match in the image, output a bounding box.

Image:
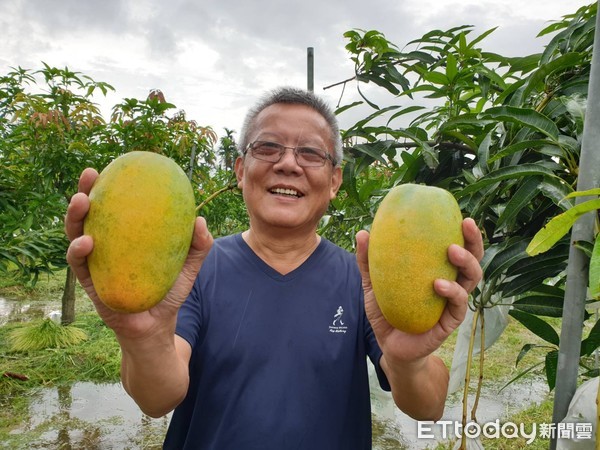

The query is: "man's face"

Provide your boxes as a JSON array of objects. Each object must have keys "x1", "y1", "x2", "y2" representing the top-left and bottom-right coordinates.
[{"x1": 235, "y1": 103, "x2": 342, "y2": 235}]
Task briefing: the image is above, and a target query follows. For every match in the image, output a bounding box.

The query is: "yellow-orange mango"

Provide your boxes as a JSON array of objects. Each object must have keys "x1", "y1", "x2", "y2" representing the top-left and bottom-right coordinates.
[
  {"x1": 368, "y1": 184, "x2": 464, "y2": 334},
  {"x1": 84, "y1": 151, "x2": 196, "y2": 313}
]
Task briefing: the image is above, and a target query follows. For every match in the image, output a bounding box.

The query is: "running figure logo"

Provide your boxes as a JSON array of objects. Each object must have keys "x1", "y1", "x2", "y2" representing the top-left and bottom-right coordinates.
[
  {"x1": 329, "y1": 306, "x2": 348, "y2": 334},
  {"x1": 332, "y1": 306, "x2": 344, "y2": 326}
]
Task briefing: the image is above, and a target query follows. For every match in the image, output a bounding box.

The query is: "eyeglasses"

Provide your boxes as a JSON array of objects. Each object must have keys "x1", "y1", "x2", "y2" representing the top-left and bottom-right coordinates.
[{"x1": 244, "y1": 141, "x2": 336, "y2": 167}]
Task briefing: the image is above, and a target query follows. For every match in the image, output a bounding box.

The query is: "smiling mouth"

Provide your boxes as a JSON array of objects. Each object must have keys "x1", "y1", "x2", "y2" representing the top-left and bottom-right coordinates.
[{"x1": 270, "y1": 187, "x2": 303, "y2": 198}]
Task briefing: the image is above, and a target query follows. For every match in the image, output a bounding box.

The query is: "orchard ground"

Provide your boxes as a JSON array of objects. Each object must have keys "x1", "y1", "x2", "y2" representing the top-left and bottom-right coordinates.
[{"x1": 0, "y1": 269, "x2": 556, "y2": 449}]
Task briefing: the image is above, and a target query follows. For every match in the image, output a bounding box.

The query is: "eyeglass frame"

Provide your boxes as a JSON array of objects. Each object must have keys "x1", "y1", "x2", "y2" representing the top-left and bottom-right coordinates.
[{"x1": 243, "y1": 141, "x2": 337, "y2": 167}]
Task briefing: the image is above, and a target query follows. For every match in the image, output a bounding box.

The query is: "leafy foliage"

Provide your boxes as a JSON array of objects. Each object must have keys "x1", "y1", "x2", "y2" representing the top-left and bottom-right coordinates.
[
  {"x1": 327, "y1": 2, "x2": 597, "y2": 389},
  {"x1": 0, "y1": 65, "x2": 115, "y2": 284},
  {"x1": 0, "y1": 65, "x2": 245, "y2": 323}
]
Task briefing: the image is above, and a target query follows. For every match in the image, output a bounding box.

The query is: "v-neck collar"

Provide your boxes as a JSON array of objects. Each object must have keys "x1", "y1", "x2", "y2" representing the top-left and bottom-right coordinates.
[{"x1": 234, "y1": 233, "x2": 327, "y2": 282}]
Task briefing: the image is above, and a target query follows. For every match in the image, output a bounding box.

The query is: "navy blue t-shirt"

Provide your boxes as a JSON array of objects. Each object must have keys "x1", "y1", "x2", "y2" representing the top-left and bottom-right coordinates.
[{"x1": 164, "y1": 234, "x2": 390, "y2": 450}]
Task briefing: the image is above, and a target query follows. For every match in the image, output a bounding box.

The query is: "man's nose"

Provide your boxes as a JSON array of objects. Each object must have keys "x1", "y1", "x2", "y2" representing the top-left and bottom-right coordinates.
[{"x1": 275, "y1": 147, "x2": 302, "y2": 168}]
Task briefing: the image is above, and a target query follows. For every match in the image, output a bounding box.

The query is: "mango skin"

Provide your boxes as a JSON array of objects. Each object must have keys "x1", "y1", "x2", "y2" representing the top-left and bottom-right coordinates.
[
  {"x1": 368, "y1": 184, "x2": 464, "y2": 334},
  {"x1": 84, "y1": 151, "x2": 196, "y2": 313}
]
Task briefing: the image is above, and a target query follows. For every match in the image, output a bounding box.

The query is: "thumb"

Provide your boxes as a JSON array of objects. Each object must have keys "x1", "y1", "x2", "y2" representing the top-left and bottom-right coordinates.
[
  {"x1": 355, "y1": 230, "x2": 371, "y2": 289},
  {"x1": 182, "y1": 217, "x2": 213, "y2": 281}
]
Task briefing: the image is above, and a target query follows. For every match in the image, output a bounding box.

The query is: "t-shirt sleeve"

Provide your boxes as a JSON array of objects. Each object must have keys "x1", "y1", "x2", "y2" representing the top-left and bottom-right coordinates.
[
  {"x1": 363, "y1": 297, "x2": 391, "y2": 392},
  {"x1": 365, "y1": 325, "x2": 391, "y2": 391},
  {"x1": 175, "y1": 275, "x2": 205, "y2": 349}
]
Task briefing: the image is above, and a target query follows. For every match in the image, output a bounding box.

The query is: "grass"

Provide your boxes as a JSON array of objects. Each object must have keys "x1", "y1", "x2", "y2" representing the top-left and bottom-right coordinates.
[
  {"x1": 0, "y1": 312, "x2": 121, "y2": 388},
  {"x1": 8, "y1": 318, "x2": 88, "y2": 351},
  {"x1": 0, "y1": 268, "x2": 73, "y2": 300}
]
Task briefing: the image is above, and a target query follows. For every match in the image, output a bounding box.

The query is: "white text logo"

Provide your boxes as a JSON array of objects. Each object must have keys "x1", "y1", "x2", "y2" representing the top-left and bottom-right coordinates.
[{"x1": 329, "y1": 306, "x2": 348, "y2": 334}]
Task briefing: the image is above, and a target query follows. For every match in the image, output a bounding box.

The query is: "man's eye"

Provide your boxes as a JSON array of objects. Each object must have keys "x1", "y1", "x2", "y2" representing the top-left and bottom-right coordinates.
[
  {"x1": 257, "y1": 142, "x2": 281, "y2": 153},
  {"x1": 298, "y1": 147, "x2": 324, "y2": 160},
  {"x1": 262, "y1": 142, "x2": 281, "y2": 149}
]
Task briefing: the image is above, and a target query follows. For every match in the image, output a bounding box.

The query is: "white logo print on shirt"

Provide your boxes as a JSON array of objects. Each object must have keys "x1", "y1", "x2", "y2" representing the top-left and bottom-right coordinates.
[{"x1": 329, "y1": 306, "x2": 348, "y2": 334}]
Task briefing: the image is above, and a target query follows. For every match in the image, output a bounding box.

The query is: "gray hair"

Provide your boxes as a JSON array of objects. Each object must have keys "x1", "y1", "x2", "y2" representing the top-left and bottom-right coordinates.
[{"x1": 238, "y1": 86, "x2": 343, "y2": 167}]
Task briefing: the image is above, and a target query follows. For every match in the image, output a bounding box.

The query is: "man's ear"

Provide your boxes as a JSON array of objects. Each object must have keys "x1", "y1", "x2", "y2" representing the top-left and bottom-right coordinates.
[
  {"x1": 234, "y1": 156, "x2": 244, "y2": 190},
  {"x1": 330, "y1": 166, "x2": 343, "y2": 200}
]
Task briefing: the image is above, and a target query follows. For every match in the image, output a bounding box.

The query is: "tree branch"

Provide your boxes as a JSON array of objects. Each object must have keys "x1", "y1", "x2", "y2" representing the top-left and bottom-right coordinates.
[{"x1": 196, "y1": 181, "x2": 239, "y2": 212}]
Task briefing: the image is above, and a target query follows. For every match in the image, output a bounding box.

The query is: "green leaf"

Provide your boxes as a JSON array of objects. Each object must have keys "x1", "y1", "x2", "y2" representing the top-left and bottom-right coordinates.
[
  {"x1": 478, "y1": 106, "x2": 559, "y2": 141},
  {"x1": 526, "y1": 199, "x2": 600, "y2": 256},
  {"x1": 523, "y1": 53, "x2": 584, "y2": 99},
  {"x1": 499, "y1": 361, "x2": 544, "y2": 392},
  {"x1": 590, "y1": 237, "x2": 600, "y2": 300},
  {"x1": 475, "y1": 65, "x2": 507, "y2": 91},
  {"x1": 359, "y1": 73, "x2": 400, "y2": 95},
  {"x1": 516, "y1": 343, "x2": 538, "y2": 366},
  {"x1": 469, "y1": 27, "x2": 498, "y2": 49},
  {"x1": 507, "y1": 251, "x2": 568, "y2": 278},
  {"x1": 420, "y1": 70, "x2": 450, "y2": 86},
  {"x1": 581, "y1": 317, "x2": 600, "y2": 356},
  {"x1": 483, "y1": 239, "x2": 529, "y2": 280},
  {"x1": 526, "y1": 284, "x2": 566, "y2": 298},
  {"x1": 446, "y1": 53, "x2": 458, "y2": 82},
  {"x1": 512, "y1": 296, "x2": 564, "y2": 317},
  {"x1": 342, "y1": 160, "x2": 360, "y2": 204},
  {"x1": 564, "y1": 188, "x2": 600, "y2": 199},
  {"x1": 488, "y1": 139, "x2": 554, "y2": 163},
  {"x1": 476, "y1": 128, "x2": 493, "y2": 175},
  {"x1": 335, "y1": 101, "x2": 363, "y2": 115},
  {"x1": 386, "y1": 106, "x2": 426, "y2": 125},
  {"x1": 496, "y1": 176, "x2": 541, "y2": 230},
  {"x1": 503, "y1": 266, "x2": 566, "y2": 297},
  {"x1": 356, "y1": 82, "x2": 380, "y2": 110},
  {"x1": 352, "y1": 142, "x2": 389, "y2": 164},
  {"x1": 347, "y1": 104, "x2": 401, "y2": 131},
  {"x1": 392, "y1": 128, "x2": 438, "y2": 169},
  {"x1": 508, "y1": 309, "x2": 560, "y2": 346},
  {"x1": 538, "y1": 179, "x2": 575, "y2": 210},
  {"x1": 456, "y1": 164, "x2": 559, "y2": 199},
  {"x1": 440, "y1": 113, "x2": 494, "y2": 132},
  {"x1": 545, "y1": 350, "x2": 559, "y2": 391}
]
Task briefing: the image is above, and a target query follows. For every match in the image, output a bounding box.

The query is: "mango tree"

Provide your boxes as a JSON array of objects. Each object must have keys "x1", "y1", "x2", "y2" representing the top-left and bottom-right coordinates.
[
  {"x1": 0, "y1": 64, "x2": 116, "y2": 324},
  {"x1": 0, "y1": 67, "x2": 229, "y2": 325}
]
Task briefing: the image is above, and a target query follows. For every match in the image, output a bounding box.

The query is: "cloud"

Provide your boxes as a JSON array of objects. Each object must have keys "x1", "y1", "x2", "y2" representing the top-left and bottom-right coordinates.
[
  {"x1": 0, "y1": 0, "x2": 591, "y2": 135},
  {"x1": 18, "y1": 0, "x2": 131, "y2": 34}
]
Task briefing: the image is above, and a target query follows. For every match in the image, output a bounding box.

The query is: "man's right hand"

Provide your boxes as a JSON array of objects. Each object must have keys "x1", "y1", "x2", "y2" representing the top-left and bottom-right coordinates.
[{"x1": 65, "y1": 167, "x2": 214, "y2": 341}]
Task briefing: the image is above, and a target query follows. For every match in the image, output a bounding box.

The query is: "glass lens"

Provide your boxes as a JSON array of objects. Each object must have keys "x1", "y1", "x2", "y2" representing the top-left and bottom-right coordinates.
[
  {"x1": 296, "y1": 147, "x2": 327, "y2": 166},
  {"x1": 252, "y1": 142, "x2": 282, "y2": 162},
  {"x1": 249, "y1": 141, "x2": 330, "y2": 167}
]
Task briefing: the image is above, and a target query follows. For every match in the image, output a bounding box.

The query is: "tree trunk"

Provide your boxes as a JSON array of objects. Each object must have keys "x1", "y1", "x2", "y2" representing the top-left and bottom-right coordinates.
[{"x1": 61, "y1": 266, "x2": 77, "y2": 325}]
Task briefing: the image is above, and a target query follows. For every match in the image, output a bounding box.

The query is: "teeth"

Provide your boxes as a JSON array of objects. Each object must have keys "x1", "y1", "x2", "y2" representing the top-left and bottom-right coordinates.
[{"x1": 272, "y1": 188, "x2": 300, "y2": 197}]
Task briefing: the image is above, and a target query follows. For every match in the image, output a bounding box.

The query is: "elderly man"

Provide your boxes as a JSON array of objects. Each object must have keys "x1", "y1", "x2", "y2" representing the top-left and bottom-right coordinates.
[{"x1": 66, "y1": 86, "x2": 483, "y2": 449}]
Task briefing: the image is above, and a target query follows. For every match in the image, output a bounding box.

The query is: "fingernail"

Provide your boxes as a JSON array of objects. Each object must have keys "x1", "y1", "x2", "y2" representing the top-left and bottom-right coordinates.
[{"x1": 436, "y1": 279, "x2": 451, "y2": 291}]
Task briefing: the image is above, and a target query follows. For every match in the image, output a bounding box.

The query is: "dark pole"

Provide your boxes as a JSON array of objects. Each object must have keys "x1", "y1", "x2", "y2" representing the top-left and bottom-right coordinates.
[
  {"x1": 550, "y1": 3, "x2": 600, "y2": 448},
  {"x1": 307, "y1": 47, "x2": 314, "y2": 92},
  {"x1": 188, "y1": 144, "x2": 196, "y2": 181}
]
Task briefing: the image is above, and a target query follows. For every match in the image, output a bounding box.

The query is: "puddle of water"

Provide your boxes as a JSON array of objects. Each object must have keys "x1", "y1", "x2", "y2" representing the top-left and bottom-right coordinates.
[
  {"x1": 3, "y1": 381, "x2": 547, "y2": 450},
  {"x1": 6, "y1": 382, "x2": 170, "y2": 449},
  {"x1": 372, "y1": 377, "x2": 549, "y2": 449},
  {"x1": 0, "y1": 297, "x2": 60, "y2": 326},
  {"x1": 2, "y1": 377, "x2": 548, "y2": 449}
]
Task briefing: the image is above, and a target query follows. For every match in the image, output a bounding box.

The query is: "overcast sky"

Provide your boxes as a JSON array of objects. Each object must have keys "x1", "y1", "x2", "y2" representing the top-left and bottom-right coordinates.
[{"x1": 0, "y1": 0, "x2": 592, "y2": 141}]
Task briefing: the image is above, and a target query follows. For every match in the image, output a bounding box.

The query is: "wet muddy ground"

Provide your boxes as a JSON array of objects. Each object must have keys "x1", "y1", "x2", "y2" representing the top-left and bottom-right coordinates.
[
  {"x1": 6, "y1": 382, "x2": 169, "y2": 449},
  {"x1": 2, "y1": 297, "x2": 548, "y2": 449}
]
